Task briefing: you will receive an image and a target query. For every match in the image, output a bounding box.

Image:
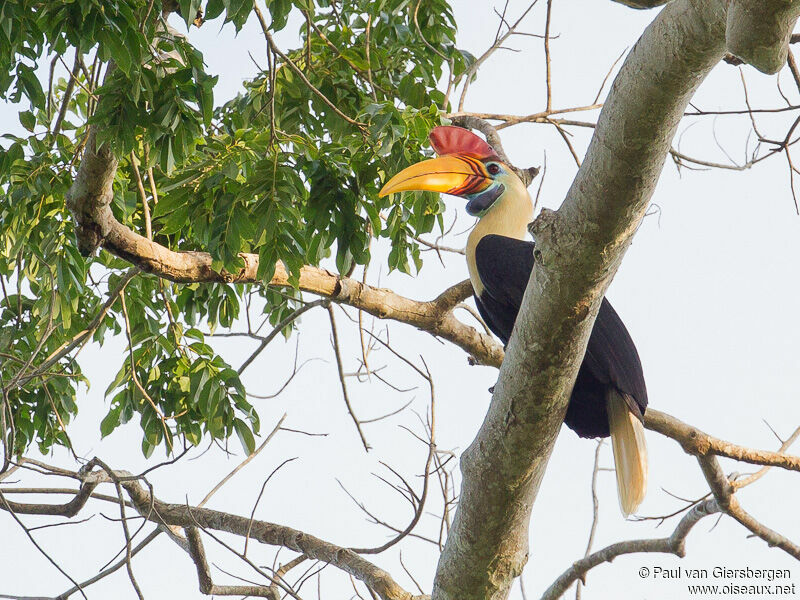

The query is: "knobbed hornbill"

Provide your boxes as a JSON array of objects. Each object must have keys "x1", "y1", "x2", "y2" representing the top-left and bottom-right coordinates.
[{"x1": 379, "y1": 126, "x2": 648, "y2": 515}]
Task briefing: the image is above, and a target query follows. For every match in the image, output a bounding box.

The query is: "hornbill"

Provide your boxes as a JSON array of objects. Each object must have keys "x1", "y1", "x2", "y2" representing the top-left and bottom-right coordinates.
[{"x1": 379, "y1": 126, "x2": 648, "y2": 515}]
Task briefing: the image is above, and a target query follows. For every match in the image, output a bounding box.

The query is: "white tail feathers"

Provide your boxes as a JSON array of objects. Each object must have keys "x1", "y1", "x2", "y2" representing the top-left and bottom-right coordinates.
[{"x1": 607, "y1": 389, "x2": 648, "y2": 517}]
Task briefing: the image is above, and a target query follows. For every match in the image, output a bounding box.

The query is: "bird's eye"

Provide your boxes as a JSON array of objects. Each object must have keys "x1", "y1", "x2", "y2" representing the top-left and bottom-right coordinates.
[{"x1": 487, "y1": 163, "x2": 501, "y2": 175}]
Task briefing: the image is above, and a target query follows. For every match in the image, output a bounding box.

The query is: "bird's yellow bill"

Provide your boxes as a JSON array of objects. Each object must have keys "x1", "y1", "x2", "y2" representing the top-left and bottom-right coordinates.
[{"x1": 379, "y1": 155, "x2": 491, "y2": 197}]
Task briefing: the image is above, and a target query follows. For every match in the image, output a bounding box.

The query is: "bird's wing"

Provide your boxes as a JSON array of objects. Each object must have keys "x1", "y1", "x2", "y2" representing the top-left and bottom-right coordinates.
[
  {"x1": 475, "y1": 234, "x2": 648, "y2": 415},
  {"x1": 584, "y1": 298, "x2": 648, "y2": 416},
  {"x1": 474, "y1": 234, "x2": 535, "y2": 308},
  {"x1": 474, "y1": 234, "x2": 536, "y2": 345}
]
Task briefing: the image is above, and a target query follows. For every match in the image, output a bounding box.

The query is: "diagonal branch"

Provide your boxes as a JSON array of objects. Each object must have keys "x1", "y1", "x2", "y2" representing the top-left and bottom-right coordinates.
[
  {"x1": 696, "y1": 454, "x2": 800, "y2": 560},
  {"x1": 433, "y1": 2, "x2": 730, "y2": 599},
  {"x1": 328, "y1": 305, "x2": 371, "y2": 451},
  {"x1": 540, "y1": 499, "x2": 720, "y2": 600},
  {"x1": 0, "y1": 493, "x2": 88, "y2": 599},
  {"x1": 645, "y1": 409, "x2": 800, "y2": 473},
  {"x1": 65, "y1": 130, "x2": 500, "y2": 367},
  {"x1": 56, "y1": 528, "x2": 163, "y2": 600},
  {"x1": 10, "y1": 269, "x2": 137, "y2": 390}
]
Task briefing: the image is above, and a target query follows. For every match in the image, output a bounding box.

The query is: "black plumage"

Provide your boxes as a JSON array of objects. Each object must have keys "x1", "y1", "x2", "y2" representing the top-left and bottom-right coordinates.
[{"x1": 473, "y1": 234, "x2": 648, "y2": 438}]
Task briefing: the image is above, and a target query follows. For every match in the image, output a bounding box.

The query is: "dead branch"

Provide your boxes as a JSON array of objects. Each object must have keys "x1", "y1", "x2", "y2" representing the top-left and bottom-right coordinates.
[
  {"x1": 198, "y1": 414, "x2": 287, "y2": 508},
  {"x1": 328, "y1": 305, "x2": 371, "y2": 451}
]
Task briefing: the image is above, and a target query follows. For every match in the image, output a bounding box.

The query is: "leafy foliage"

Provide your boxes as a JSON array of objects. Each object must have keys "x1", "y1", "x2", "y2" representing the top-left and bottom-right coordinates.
[{"x1": 0, "y1": 0, "x2": 465, "y2": 456}]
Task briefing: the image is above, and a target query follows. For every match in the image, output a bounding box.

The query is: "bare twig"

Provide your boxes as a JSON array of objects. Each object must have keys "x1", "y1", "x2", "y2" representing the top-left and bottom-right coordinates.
[
  {"x1": 328, "y1": 305, "x2": 370, "y2": 451},
  {"x1": 129, "y1": 152, "x2": 152, "y2": 239},
  {"x1": 456, "y1": 0, "x2": 540, "y2": 111},
  {"x1": 243, "y1": 457, "x2": 299, "y2": 555},
  {"x1": 56, "y1": 529, "x2": 162, "y2": 600},
  {"x1": 447, "y1": 104, "x2": 602, "y2": 130},
  {"x1": 733, "y1": 423, "x2": 800, "y2": 489},
  {"x1": 238, "y1": 299, "x2": 329, "y2": 375},
  {"x1": 576, "y1": 440, "x2": 603, "y2": 600},
  {"x1": 349, "y1": 339, "x2": 436, "y2": 555},
  {"x1": 543, "y1": 0, "x2": 553, "y2": 111},
  {"x1": 198, "y1": 414, "x2": 287, "y2": 508},
  {"x1": 0, "y1": 493, "x2": 88, "y2": 599},
  {"x1": 186, "y1": 527, "x2": 276, "y2": 597},
  {"x1": 253, "y1": 5, "x2": 366, "y2": 130}
]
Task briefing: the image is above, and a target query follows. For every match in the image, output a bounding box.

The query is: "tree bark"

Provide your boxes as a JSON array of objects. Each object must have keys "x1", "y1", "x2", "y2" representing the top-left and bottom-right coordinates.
[
  {"x1": 610, "y1": 0, "x2": 670, "y2": 8},
  {"x1": 432, "y1": 2, "x2": 730, "y2": 598},
  {"x1": 66, "y1": 143, "x2": 504, "y2": 367},
  {"x1": 726, "y1": 0, "x2": 800, "y2": 74}
]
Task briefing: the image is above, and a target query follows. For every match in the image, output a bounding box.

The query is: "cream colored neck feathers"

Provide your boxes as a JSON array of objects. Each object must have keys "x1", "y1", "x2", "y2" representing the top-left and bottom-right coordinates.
[{"x1": 466, "y1": 175, "x2": 533, "y2": 296}]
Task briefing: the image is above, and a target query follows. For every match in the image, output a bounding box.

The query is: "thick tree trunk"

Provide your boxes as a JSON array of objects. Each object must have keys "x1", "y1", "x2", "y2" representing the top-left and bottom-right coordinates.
[{"x1": 432, "y1": 2, "x2": 732, "y2": 598}]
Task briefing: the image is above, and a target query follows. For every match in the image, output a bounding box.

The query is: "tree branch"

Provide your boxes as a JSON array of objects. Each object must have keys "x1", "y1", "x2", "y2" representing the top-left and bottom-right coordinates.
[
  {"x1": 645, "y1": 409, "x2": 800, "y2": 473},
  {"x1": 0, "y1": 482, "x2": 98, "y2": 518},
  {"x1": 725, "y1": 0, "x2": 800, "y2": 74},
  {"x1": 433, "y1": 2, "x2": 729, "y2": 599},
  {"x1": 66, "y1": 132, "x2": 500, "y2": 367},
  {"x1": 185, "y1": 526, "x2": 276, "y2": 597},
  {"x1": 56, "y1": 528, "x2": 163, "y2": 600},
  {"x1": 541, "y1": 499, "x2": 720, "y2": 600},
  {"x1": 0, "y1": 461, "x2": 422, "y2": 600},
  {"x1": 116, "y1": 476, "x2": 420, "y2": 600},
  {"x1": 696, "y1": 454, "x2": 800, "y2": 560}
]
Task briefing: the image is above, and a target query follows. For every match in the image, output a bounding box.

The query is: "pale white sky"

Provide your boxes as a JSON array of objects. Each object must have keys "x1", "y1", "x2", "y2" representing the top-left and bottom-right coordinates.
[{"x1": 3, "y1": 2, "x2": 800, "y2": 599}]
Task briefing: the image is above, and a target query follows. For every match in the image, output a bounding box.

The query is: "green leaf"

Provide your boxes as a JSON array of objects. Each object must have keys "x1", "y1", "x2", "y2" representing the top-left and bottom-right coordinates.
[
  {"x1": 205, "y1": 0, "x2": 225, "y2": 20},
  {"x1": 233, "y1": 418, "x2": 255, "y2": 454},
  {"x1": 18, "y1": 110, "x2": 35, "y2": 132},
  {"x1": 100, "y1": 405, "x2": 122, "y2": 437},
  {"x1": 267, "y1": 0, "x2": 293, "y2": 31}
]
